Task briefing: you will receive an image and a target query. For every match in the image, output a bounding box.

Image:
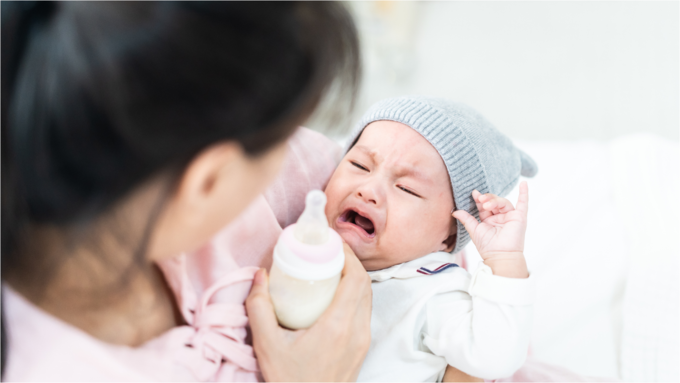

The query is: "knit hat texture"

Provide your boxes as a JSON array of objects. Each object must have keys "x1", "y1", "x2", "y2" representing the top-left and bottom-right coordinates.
[{"x1": 346, "y1": 95, "x2": 538, "y2": 255}]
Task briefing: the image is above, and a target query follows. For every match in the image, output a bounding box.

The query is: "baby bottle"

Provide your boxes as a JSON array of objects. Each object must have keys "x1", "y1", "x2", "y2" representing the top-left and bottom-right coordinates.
[{"x1": 269, "y1": 190, "x2": 345, "y2": 329}]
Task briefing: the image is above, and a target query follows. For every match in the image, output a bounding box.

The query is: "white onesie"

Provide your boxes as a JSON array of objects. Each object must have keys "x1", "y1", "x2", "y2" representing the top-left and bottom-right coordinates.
[{"x1": 357, "y1": 251, "x2": 535, "y2": 382}]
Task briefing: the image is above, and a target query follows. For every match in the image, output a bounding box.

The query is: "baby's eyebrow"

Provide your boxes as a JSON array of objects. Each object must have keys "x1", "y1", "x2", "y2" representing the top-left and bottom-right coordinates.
[
  {"x1": 395, "y1": 164, "x2": 432, "y2": 184},
  {"x1": 353, "y1": 145, "x2": 376, "y2": 159},
  {"x1": 353, "y1": 144, "x2": 432, "y2": 184}
]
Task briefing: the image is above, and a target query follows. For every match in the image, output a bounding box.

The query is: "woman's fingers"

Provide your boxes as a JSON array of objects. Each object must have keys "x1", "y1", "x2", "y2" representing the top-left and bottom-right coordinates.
[
  {"x1": 322, "y1": 243, "x2": 371, "y2": 327},
  {"x1": 248, "y1": 243, "x2": 372, "y2": 381},
  {"x1": 321, "y1": 243, "x2": 372, "y2": 327},
  {"x1": 245, "y1": 268, "x2": 281, "y2": 353},
  {"x1": 306, "y1": 242, "x2": 372, "y2": 381},
  {"x1": 340, "y1": 242, "x2": 363, "y2": 277}
]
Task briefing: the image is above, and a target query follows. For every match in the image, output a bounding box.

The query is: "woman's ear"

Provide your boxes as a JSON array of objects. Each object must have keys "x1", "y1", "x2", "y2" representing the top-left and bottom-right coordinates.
[
  {"x1": 176, "y1": 141, "x2": 244, "y2": 219},
  {"x1": 149, "y1": 140, "x2": 287, "y2": 260}
]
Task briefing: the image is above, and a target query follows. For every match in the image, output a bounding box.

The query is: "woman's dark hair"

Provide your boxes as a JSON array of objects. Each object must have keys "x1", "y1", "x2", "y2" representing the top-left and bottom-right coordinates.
[{"x1": 1, "y1": 1, "x2": 360, "y2": 374}]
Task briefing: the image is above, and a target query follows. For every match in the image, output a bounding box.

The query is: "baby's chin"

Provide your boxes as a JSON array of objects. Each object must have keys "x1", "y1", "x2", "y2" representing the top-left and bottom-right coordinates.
[
  {"x1": 336, "y1": 231, "x2": 381, "y2": 270},
  {"x1": 336, "y1": 229, "x2": 422, "y2": 271},
  {"x1": 342, "y1": 240, "x2": 403, "y2": 271},
  {"x1": 341, "y1": 236, "x2": 438, "y2": 272}
]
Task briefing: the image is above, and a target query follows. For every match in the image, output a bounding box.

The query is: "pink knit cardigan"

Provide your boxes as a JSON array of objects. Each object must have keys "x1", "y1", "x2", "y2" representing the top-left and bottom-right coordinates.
[{"x1": 3, "y1": 128, "x2": 341, "y2": 381}]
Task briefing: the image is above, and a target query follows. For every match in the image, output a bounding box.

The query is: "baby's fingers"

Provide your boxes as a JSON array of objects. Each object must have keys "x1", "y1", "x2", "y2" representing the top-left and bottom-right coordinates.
[
  {"x1": 484, "y1": 198, "x2": 514, "y2": 214},
  {"x1": 478, "y1": 193, "x2": 515, "y2": 215},
  {"x1": 515, "y1": 181, "x2": 529, "y2": 217},
  {"x1": 472, "y1": 190, "x2": 493, "y2": 220},
  {"x1": 452, "y1": 210, "x2": 479, "y2": 236}
]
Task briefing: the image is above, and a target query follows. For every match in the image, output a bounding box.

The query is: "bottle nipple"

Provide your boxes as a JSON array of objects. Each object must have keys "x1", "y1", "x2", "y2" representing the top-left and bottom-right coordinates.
[{"x1": 294, "y1": 190, "x2": 330, "y2": 245}]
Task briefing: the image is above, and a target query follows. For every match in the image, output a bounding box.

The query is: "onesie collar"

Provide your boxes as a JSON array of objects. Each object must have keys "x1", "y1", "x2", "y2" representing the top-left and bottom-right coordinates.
[{"x1": 367, "y1": 252, "x2": 459, "y2": 282}]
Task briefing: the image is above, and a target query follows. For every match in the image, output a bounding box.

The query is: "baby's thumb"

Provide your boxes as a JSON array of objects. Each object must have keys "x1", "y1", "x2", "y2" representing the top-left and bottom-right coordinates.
[
  {"x1": 452, "y1": 210, "x2": 479, "y2": 236},
  {"x1": 245, "y1": 268, "x2": 279, "y2": 336}
]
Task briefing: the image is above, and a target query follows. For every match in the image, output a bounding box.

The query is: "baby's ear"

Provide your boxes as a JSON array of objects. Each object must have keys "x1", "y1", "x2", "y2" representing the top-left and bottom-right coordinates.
[
  {"x1": 441, "y1": 233, "x2": 457, "y2": 253},
  {"x1": 439, "y1": 217, "x2": 457, "y2": 252}
]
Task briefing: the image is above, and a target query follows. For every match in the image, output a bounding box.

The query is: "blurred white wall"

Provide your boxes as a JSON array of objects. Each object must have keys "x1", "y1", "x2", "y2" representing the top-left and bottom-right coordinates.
[{"x1": 319, "y1": 1, "x2": 679, "y2": 142}]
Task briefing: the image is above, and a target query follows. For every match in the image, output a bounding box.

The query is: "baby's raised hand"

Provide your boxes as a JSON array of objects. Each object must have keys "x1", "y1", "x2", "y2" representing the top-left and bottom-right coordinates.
[{"x1": 452, "y1": 181, "x2": 529, "y2": 278}]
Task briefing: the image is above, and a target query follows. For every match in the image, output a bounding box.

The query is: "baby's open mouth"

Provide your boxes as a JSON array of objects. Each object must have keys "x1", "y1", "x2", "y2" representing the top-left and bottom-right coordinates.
[{"x1": 340, "y1": 209, "x2": 375, "y2": 236}]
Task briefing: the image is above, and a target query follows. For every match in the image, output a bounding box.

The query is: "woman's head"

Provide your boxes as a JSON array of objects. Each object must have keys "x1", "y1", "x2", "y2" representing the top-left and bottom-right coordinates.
[{"x1": 1, "y1": 1, "x2": 359, "y2": 291}]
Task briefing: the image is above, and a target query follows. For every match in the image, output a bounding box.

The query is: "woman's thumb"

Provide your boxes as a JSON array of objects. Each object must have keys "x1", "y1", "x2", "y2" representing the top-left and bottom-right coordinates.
[{"x1": 246, "y1": 268, "x2": 279, "y2": 334}]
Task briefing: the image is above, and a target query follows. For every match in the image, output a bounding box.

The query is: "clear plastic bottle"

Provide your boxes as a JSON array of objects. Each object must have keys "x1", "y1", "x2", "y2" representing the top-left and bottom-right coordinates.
[{"x1": 269, "y1": 190, "x2": 344, "y2": 329}]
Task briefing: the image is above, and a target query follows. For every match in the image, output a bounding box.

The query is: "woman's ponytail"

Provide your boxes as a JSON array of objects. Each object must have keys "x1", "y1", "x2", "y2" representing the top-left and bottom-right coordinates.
[
  {"x1": 1, "y1": 2, "x2": 58, "y2": 376},
  {"x1": 2, "y1": 1, "x2": 57, "y2": 259}
]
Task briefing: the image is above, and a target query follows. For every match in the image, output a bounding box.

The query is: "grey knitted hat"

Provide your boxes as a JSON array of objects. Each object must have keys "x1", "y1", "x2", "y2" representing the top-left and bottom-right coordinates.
[{"x1": 345, "y1": 95, "x2": 538, "y2": 255}]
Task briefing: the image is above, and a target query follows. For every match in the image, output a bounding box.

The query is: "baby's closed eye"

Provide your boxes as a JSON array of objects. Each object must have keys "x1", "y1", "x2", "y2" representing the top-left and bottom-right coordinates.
[
  {"x1": 351, "y1": 161, "x2": 369, "y2": 171},
  {"x1": 397, "y1": 185, "x2": 421, "y2": 198}
]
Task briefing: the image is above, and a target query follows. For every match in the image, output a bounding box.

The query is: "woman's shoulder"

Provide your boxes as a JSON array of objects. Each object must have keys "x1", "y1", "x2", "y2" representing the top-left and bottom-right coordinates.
[
  {"x1": 2, "y1": 285, "x2": 195, "y2": 381},
  {"x1": 287, "y1": 126, "x2": 343, "y2": 163}
]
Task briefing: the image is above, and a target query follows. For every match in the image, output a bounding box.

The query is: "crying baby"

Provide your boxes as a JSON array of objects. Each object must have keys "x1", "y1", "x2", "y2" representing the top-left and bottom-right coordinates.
[{"x1": 323, "y1": 96, "x2": 539, "y2": 382}]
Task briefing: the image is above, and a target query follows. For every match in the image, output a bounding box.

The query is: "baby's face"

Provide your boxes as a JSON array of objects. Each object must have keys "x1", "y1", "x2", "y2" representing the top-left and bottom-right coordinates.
[{"x1": 325, "y1": 121, "x2": 456, "y2": 271}]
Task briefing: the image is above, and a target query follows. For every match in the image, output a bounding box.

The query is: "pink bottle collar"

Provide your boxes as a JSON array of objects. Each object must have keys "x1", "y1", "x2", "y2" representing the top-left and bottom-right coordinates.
[{"x1": 279, "y1": 224, "x2": 342, "y2": 264}]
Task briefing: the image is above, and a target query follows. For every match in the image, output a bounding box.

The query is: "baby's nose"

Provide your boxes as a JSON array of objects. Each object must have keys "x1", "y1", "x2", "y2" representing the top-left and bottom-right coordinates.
[
  {"x1": 357, "y1": 191, "x2": 376, "y2": 204},
  {"x1": 356, "y1": 183, "x2": 381, "y2": 205}
]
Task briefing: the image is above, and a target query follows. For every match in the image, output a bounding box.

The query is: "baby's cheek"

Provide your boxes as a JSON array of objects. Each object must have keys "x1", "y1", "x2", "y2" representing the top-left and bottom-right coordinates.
[
  {"x1": 381, "y1": 218, "x2": 424, "y2": 260},
  {"x1": 409, "y1": 214, "x2": 450, "y2": 252},
  {"x1": 324, "y1": 198, "x2": 338, "y2": 223},
  {"x1": 324, "y1": 187, "x2": 342, "y2": 220}
]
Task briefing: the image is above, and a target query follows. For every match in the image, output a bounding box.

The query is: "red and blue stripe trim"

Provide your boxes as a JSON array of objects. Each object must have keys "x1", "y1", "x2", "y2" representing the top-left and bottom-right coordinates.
[{"x1": 416, "y1": 263, "x2": 459, "y2": 275}]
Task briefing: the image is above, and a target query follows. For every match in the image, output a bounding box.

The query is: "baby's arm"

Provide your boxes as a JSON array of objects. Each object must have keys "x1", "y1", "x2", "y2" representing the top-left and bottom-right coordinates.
[
  {"x1": 424, "y1": 182, "x2": 534, "y2": 379},
  {"x1": 442, "y1": 365, "x2": 483, "y2": 382},
  {"x1": 423, "y1": 267, "x2": 534, "y2": 380},
  {"x1": 452, "y1": 181, "x2": 530, "y2": 278}
]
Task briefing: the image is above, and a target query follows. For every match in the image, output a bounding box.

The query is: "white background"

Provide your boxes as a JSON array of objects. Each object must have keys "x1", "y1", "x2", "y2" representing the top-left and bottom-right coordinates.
[{"x1": 312, "y1": 1, "x2": 679, "y2": 143}]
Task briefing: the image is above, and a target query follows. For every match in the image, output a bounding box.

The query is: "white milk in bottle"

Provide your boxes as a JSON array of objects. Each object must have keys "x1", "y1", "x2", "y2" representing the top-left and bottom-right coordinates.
[{"x1": 269, "y1": 190, "x2": 344, "y2": 329}]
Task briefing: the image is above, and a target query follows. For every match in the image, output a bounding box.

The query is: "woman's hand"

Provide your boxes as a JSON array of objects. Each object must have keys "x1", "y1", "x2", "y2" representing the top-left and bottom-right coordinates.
[
  {"x1": 246, "y1": 242, "x2": 372, "y2": 382},
  {"x1": 453, "y1": 181, "x2": 529, "y2": 278}
]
